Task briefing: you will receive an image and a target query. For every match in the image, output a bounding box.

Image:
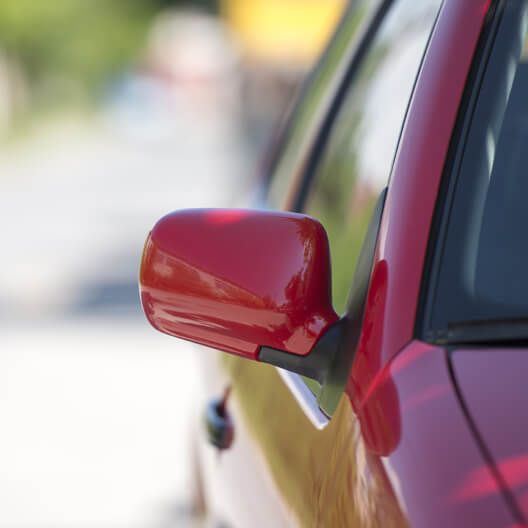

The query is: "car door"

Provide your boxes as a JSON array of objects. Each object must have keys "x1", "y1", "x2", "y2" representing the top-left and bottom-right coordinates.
[{"x1": 197, "y1": 1, "x2": 444, "y2": 527}]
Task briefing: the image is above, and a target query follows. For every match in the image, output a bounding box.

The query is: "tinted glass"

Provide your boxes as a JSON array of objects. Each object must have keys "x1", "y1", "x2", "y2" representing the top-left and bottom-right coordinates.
[
  {"x1": 427, "y1": 0, "x2": 528, "y2": 335},
  {"x1": 266, "y1": 0, "x2": 380, "y2": 209},
  {"x1": 305, "y1": 0, "x2": 443, "y2": 313}
]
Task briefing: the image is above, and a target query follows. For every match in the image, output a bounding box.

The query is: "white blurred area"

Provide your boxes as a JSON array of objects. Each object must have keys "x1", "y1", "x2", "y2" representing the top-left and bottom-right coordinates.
[{"x1": 0, "y1": 10, "x2": 251, "y2": 528}]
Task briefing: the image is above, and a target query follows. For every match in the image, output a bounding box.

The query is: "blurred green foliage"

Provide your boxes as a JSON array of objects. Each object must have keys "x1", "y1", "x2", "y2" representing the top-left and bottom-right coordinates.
[{"x1": 0, "y1": 0, "x2": 218, "y2": 90}]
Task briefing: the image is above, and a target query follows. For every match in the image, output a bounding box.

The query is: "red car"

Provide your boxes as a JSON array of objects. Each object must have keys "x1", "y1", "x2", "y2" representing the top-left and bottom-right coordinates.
[{"x1": 139, "y1": 0, "x2": 528, "y2": 526}]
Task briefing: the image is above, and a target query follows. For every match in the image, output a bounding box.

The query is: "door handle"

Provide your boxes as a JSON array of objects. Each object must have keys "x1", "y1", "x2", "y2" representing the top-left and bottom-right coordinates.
[{"x1": 204, "y1": 387, "x2": 234, "y2": 450}]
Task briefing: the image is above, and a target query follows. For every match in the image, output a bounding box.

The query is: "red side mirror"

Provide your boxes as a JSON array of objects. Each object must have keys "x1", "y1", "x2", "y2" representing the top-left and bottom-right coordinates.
[{"x1": 139, "y1": 209, "x2": 339, "y2": 366}]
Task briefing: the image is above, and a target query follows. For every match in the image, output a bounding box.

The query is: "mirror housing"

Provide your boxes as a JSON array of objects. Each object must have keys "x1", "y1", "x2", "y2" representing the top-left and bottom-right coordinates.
[{"x1": 139, "y1": 209, "x2": 339, "y2": 371}]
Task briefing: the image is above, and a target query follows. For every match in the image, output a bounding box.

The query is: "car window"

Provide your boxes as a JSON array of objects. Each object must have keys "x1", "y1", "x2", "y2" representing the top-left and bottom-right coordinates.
[
  {"x1": 426, "y1": 0, "x2": 528, "y2": 340},
  {"x1": 304, "y1": 0, "x2": 443, "y2": 314},
  {"x1": 266, "y1": 0, "x2": 381, "y2": 210}
]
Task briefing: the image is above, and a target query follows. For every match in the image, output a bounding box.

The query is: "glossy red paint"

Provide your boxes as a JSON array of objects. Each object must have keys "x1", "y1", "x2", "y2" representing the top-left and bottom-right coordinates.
[
  {"x1": 355, "y1": 341, "x2": 516, "y2": 527},
  {"x1": 344, "y1": 0, "x2": 508, "y2": 524},
  {"x1": 453, "y1": 349, "x2": 528, "y2": 522},
  {"x1": 140, "y1": 209, "x2": 338, "y2": 360},
  {"x1": 347, "y1": 0, "x2": 492, "y2": 400}
]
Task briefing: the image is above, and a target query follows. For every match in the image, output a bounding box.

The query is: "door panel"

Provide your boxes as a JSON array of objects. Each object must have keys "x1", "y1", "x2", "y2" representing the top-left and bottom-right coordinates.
[
  {"x1": 196, "y1": 354, "x2": 295, "y2": 528},
  {"x1": 221, "y1": 355, "x2": 406, "y2": 527},
  {"x1": 356, "y1": 342, "x2": 516, "y2": 527}
]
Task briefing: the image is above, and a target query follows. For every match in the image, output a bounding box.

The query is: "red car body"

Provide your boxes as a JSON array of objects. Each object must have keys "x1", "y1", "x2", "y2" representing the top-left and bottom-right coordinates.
[{"x1": 140, "y1": 0, "x2": 528, "y2": 526}]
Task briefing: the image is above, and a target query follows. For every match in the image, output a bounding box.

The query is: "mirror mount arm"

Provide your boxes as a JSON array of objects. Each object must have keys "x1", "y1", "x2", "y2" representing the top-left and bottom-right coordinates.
[{"x1": 259, "y1": 318, "x2": 347, "y2": 388}]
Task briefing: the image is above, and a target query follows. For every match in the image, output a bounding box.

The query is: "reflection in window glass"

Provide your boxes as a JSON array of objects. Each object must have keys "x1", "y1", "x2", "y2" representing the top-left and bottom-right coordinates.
[
  {"x1": 306, "y1": 0, "x2": 442, "y2": 313},
  {"x1": 430, "y1": 0, "x2": 528, "y2": 332},
  {"x1": 267, "y1": 0, "x2": 378, "y2": 209}
]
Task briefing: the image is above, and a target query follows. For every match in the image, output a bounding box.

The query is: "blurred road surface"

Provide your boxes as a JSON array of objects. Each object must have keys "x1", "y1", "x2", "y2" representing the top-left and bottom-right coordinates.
[
  {"x1": 1, "y1": 319, "x2": 204, "y2": 528},
  {"x1": 0, "y1": 91, "x2": 252, "y2": 527}
]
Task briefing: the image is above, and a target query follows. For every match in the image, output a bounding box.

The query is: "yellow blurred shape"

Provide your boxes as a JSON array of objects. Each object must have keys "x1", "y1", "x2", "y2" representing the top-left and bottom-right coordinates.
[{"x1": 221, "y1": 0, "x2": 346, "y2": 67}]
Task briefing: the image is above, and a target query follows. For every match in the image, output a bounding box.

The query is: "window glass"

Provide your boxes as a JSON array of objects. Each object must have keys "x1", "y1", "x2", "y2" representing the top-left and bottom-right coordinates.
[
  {"x1": 305, "y1": 0, "x2": 443, "y2": 313},
  {"x1": 428, "y1": 0, "x2": 528, "y2": 335},
  {"x1": 266, "y1": 0, "x2": 380, "y2": 210}
]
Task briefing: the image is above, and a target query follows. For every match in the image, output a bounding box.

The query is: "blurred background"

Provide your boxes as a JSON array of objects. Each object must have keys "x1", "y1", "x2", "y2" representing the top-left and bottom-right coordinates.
[{"x1": 0, "y1": 0, "x2": 344, "y2": 526}]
